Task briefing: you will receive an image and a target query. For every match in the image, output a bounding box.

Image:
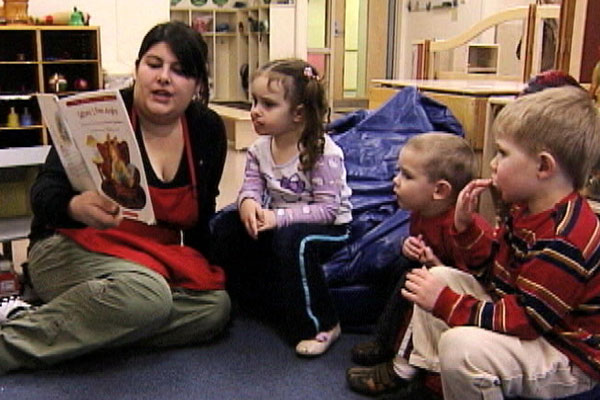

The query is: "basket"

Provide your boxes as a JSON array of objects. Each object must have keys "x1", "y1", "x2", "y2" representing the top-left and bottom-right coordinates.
[{"x1": 4, "y1": 0, "x2": 29, "y2": 24}]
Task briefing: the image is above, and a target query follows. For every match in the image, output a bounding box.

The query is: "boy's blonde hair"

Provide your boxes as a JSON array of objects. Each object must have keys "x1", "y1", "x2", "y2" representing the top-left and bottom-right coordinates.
[
  {"x1": 493, "y1": 86, "x2": 600, "y2": 190},
  {"x1": 405, "y1": 133, "x2": 477, "y2": 199}
]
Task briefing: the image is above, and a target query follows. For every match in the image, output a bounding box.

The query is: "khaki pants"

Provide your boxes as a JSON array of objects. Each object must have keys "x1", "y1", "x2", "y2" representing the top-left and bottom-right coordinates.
[
  {"x1": 409, "y1": 266, "x2": 597, "y2": 400},
  {"x1": 0, "y1": 234, "x2": 230, "y2": 374}
]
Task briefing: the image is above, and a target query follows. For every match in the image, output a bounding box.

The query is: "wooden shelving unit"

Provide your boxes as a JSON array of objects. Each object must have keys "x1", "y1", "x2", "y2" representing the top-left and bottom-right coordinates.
[
  {"x1": 170, "y1": 1, "x2": 287, "y2": 103},
  {"x1": 0, "y1": 26, "x2": 102, "y2": 151},
  {"x1": 0, "y1": 25, "x2": 102, "y2": 219}
]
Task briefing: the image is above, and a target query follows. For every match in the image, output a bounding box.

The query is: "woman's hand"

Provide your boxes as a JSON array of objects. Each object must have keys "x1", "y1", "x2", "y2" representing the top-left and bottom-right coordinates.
[
  {"x1": 68, "y1": 191, "x2": 122, "y2": 229},
  {"x1": 239, "y1": 198, "x2": 262, "y2": 239},
  {"x1": 257, "y1": 209, "x2": 277, "y2": 233},
  {"x1": 454, "y1": 179, "x2": 492, "y2": 233},
  {"x1": 401, "y1": 267, "x2": 446, "y2": 312}
]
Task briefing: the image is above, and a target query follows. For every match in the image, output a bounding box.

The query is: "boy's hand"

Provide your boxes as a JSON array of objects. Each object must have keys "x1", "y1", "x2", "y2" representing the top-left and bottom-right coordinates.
[
  {"x1": 257, "y1": 209, "x2": 277, "y2": 232},
  {"x1": 455, "y1": 178, "x2": 492, "y2": 233},
  {"x1": 401, "y1": 267, "x2": 447, "y2": 311},
  {"x1": 420, "y1": 246, "x2": 442, "y2": 267},
  {"x1": 239, "y1": 198, "x2": 262, "y2": 239},
  {"x1": 402, "y1": 235, "x2": 425, "y2": 261},
  {"x1": 68, "y1": 191, "x2": 122, "y2": 229}
]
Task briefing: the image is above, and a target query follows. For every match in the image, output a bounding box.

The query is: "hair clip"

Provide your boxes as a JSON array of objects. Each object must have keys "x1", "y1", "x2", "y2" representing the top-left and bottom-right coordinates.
[{"x1": 303, "y1": 66, "x2": 320, "y2": 81}]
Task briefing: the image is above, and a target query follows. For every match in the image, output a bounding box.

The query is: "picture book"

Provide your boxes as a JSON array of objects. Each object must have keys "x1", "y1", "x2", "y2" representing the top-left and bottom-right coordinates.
[{"x1": 37, "y1": 90, "x2": 155, "y2": 224}]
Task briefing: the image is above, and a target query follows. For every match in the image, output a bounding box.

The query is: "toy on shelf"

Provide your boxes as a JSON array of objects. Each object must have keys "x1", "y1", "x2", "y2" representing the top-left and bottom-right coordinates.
[
  {"x1": 74, "y1": 78, "x2": 89, "y2": 91},
  {"x1": 215, "y1": 23, "x2": 231, "y2": 33},
  {"x1": 4, "y1": 0, "x2": 29, "y2": 25},
  {"x1": 48, "y1": 73, "x2": 68, "y2": 93},
  {"x1": 0, "y1": 256, "x2": 20, "y2": 297},
  {"x1": 192, "y1": 15, "x2": 213, "y2": 33},
  {"x1": 20, "y1": 107, "x2": 32, "y2": 126},
  {"x1": 37, "y1": 7, "x2": 90, "y2": 25},
  {"x1": 69, "y1": 7, "x2": 85, "y2": 26},
  {"x1": 6, "y1": 107, "x2": 19, "y2": 127}
]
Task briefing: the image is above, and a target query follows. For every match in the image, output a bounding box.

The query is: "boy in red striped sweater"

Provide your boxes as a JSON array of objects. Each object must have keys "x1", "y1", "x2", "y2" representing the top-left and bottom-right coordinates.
[{"x1": 397, "y1": 86, "x2": 600, "y2": 400}]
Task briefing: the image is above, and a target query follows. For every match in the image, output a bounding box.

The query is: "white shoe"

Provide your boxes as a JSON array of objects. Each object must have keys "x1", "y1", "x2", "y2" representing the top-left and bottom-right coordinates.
[
  {"x1": 0, "y1": 296, "x2": 31, "y2": 323},
  {"x1": 295, "y1": 323, "x2": 341, "y2": 357}
]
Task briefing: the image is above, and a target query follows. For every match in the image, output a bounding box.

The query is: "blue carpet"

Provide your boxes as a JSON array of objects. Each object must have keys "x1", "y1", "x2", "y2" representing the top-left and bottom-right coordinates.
[{"x1": 0, "y1": 315, "x2": 369, "y2": 399}]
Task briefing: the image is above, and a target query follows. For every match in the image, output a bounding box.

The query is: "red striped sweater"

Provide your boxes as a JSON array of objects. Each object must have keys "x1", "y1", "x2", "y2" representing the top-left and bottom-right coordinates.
[{"x1": 434, "y1": 192, "x2": 600, "y2": 381}]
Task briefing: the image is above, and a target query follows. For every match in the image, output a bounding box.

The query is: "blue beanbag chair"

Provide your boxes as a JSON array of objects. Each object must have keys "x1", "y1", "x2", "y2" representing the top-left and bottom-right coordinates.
[{"x1": 325, "y1": 86, "x2": 464, "y2": 329}]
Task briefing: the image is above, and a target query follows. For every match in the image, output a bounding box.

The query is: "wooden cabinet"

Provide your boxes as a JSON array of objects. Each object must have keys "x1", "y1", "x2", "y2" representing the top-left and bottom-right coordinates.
[
  {"x1": 170, "y1": 1, "x2": 292, "y2": 103},
  {"x1": 0, "y1": 26, "x2": 102, "y2": 219},
  {"x1": 368, "y1": 79, "x2": 524, "y2": 152},
  {"x1": 0, "y1": 26, "x2": 102, "y2": 149}
]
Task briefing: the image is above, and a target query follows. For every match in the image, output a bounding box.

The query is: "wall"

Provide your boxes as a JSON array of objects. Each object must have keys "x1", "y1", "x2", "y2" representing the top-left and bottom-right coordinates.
[
  {"x1": 396, "y1": 0, "x2": 535, "y2": 78},
  {"x1": 28, "y1": 0, "x2": 169, "y2": 76}
]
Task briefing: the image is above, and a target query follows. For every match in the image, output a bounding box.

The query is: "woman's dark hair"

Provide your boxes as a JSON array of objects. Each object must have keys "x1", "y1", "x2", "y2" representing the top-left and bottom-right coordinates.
[
  {"x1": 135, "y1": 21, "x2": 210, "y2": 105},
  {"x1": 254, "y1": 58, "x2": 328, "y2": 171}
]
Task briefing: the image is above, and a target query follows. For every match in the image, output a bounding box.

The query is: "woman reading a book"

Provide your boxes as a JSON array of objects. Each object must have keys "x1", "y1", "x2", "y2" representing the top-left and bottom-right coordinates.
[{"x1": 0, "y1": 21, "x2": 230, "y2": 374}]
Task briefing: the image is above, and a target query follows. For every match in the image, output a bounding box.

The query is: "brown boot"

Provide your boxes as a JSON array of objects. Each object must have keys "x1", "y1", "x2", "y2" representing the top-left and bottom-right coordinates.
[
  {"x1": 351, "y1": 340, "x2": 394, "y2": 366},
  {"x1": 346, "y1": 360, "x2": 409, "y2": 396}
]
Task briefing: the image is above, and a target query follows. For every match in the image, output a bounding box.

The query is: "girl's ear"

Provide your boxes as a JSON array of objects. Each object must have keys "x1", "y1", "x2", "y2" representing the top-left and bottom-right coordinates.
[
  {"x1": 433, "y1": 180, "x2": 453, "y2": 200},
  {"x1": 537, "y1": 151, "x2": 556, "y2": 180},
  {"x1": 293, "y1": 104, "x2": 305, "y2": 123}
]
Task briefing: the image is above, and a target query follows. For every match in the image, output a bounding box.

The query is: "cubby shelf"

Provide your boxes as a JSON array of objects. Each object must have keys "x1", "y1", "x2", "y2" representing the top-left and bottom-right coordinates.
[
  {"x1": 0, "y1": 25, "x2": 102, "y2": 220},
  {"x1": 0, "y1": 25, "x2": 102, "y2": 153},
  {"x1": 170, "y1": 1, "x2": 293, "y2": 103}
]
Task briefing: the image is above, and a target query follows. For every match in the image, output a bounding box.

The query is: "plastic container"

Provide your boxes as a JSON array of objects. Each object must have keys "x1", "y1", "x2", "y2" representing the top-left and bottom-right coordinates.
[
  {"x1": 20, "y1": 107, "x2": 32, "y2": 126},
  {"x1": 0, "y1": 257, "x2": 19, "y2": 297},
  {"x1": 4, "y1": 0, "x2": 28, "y2": 24},
  {"x1": 6, "y1": 107, "x2": 19, "y2": 127}
]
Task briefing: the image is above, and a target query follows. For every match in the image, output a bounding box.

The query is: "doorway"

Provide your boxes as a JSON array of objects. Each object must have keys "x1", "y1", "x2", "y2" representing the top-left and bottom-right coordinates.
[{"x1": 307, "y1": 0, "x2": 390, "y2": 111}]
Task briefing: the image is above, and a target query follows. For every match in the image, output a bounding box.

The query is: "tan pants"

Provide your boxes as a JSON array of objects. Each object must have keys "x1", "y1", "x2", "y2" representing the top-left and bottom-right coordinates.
[
  {"x1": 409, "y1": 266, "x2": 598, "y2": 400},
  {"x1": 0, "y1": 234, "x2": 230, "y2": 374}
]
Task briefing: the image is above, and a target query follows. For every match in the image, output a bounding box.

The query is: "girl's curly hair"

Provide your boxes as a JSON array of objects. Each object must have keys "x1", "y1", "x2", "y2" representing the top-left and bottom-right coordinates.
[{"x1": 253, "y1": 58, "x2": 328, "y2": 171}]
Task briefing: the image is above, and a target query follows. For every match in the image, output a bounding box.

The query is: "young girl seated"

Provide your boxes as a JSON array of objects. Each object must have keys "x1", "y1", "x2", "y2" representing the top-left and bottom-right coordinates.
[{"x1": 211, "y1": 59, "x2": 352, "y2": 357}]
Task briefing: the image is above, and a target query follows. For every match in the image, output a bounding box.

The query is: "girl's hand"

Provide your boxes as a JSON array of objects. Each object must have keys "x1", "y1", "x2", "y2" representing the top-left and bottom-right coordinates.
[
  {"x1": 68, "y1": 191, "x2": 122, "y2": 229},
  {"x1": 257, "y1": 209, "x2": 277, "y2": 232},
  {"x1": 454, "y1": 179, "x2": 492, "y2": 233},
  {"x1": 239, "y1": 198, "x2": 262, "y2": 239},
  {"x1": 402, "y1": 235, "x2": 425, "y2": 261},
  {"x1": 401, "y1": 267, "x2": 446, "y2": 311}
]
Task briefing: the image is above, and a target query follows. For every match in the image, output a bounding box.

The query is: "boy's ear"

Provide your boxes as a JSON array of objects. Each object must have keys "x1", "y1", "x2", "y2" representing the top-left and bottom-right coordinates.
[
  {"x1": 537, "y1": 151, "x2": 557, "y2": 180},
  {"x1": 292, "y1": 104, "x2": 305, "y2": 123},
  {"x1": 433, "y1": 180, "x2": 453, "y2": 200}
]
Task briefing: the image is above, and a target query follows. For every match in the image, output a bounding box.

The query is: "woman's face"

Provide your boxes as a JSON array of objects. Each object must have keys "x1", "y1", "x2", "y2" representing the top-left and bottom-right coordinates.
[{"x1": 134, "y1": 41, "x2": 200, "y2": 124}]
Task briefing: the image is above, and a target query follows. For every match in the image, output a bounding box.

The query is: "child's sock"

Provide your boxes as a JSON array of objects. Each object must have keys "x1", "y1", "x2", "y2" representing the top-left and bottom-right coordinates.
[{"x1": 392, "y1": 354, "x2": 418, "y2": 380}]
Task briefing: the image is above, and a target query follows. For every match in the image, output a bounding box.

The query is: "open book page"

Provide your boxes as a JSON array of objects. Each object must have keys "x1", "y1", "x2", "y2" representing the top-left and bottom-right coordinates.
[
  {"x1": 37, "y1": 90, "x2": 156, "y2": 225},
  {"x1": 37, "y1": 94, "x2": 96, "y2": 192}
]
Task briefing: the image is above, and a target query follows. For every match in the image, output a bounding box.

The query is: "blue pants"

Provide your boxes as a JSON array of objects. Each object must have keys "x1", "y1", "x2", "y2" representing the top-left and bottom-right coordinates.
[{"x1": 211, "y1": 209, "x2": 349, "y2": 343}]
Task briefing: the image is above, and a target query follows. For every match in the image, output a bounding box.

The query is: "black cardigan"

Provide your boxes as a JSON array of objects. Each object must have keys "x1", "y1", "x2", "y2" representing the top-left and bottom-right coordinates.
[{"x1": 29, "y1": 87, "x2": 227, "y2": 258}]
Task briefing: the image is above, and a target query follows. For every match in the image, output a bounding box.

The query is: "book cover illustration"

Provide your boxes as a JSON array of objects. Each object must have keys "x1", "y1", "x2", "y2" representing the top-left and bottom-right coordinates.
[{"x1": 38, "y1": 90, "x2": 156, "y2": 224}]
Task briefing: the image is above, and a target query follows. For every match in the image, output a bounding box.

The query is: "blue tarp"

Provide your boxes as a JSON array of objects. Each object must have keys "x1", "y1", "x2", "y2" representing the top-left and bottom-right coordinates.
[{"x1": 323, "y1": 86, "x2": 464, "y2": 289}]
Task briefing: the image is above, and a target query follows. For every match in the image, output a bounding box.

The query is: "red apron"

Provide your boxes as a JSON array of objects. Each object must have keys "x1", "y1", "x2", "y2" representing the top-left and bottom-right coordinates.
[{"x1": 59, "y1": 113, "x2": 224, "y2": 291}]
